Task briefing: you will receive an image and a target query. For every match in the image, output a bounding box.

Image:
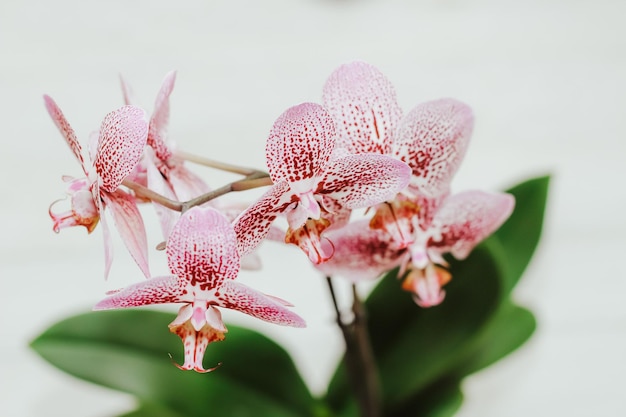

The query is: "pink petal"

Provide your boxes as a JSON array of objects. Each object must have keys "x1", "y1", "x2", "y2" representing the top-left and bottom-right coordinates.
[
  {"x1": 322, "y1": 61, "x2": 401, "y2": 155},
  {"x1": 240, "y1": 253, "x2": 262, "y2": 270},
  {"x1": 93, "y1": 275, "x2": 183, "y2": 310},
  {"x1": 216, "y1": 280, "x2": 306, "y2": 327},
  {"x1": 167, "y1": 207, "x2": 240, "y2": 289},
  {"x1": 266, "y1": 103, "x2": 336, "y2": 187},
  {"x1": 319, "y1": 196, "x2": 352, "y2": 231},
  {"x1": 393, "y1": 99, "x2": 474, "y2": 197},
  {"x1": 95, "y1": 105, "x2": 149, "y2": 193},
  {"x1": 148, "y1": 71, "x2": 176, "y2": 162},
  {"x1": 98, "y1": 197, "x2": 114, "y2": 280},
  {"x1": 43, "y1": 95, "x2": 88, "y2": 176},
  {"x1": 167, "y1": 164, "x2": 211, "y2": 202},
  {"x1": 233, "y1": 181, "x2": 292, "y2": 256},
  {"x1": 429, "y1": 191, "x2": 515, "y2": 259},
  {"x1": 319, "y1": 154, "x2": 411, "y2": 208},
  {"x1": 315, "y1": 219, "x2": 404, "y2": 281},
  {"x1": 145, "y1": 154, "x2": 178, "y2": 239},
  {"x1": 119, "y1": 74, "x2": 136, "y2": 106},
  {"x1": 407, "y1": 190, "x2": 449, "y2": 230},
  {"x1": 102, "y1": 189, "x2": 150, "y2": 278}
]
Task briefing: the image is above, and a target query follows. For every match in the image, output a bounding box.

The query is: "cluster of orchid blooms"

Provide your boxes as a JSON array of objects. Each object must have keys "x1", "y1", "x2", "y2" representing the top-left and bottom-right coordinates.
[{"x1": 46, "y1": 61, "x2": 514, "y2": 372}]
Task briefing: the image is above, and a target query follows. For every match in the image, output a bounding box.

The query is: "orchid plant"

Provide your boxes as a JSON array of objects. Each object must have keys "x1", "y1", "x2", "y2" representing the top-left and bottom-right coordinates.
[{"x1": 32, "y1": 62, "x2": 549, "y2": 417}]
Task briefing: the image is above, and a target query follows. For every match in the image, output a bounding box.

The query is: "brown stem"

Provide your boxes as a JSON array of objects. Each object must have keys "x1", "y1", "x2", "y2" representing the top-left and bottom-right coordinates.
[
  {"x1": 326, "y1": 277, "x2": 382, "y2": 417},
  {"x1": 122, "y1": 172, "x2": 273, "y2": 213},
  {"x1": 174, "y1": 150, "x2": 261, "y2": 176},
  {"x1": 180, "y1": 172, "x2": 271, "y2": 212},
  {"x1": 121, "y1": 179, "x2": 183, "y2": 211}
]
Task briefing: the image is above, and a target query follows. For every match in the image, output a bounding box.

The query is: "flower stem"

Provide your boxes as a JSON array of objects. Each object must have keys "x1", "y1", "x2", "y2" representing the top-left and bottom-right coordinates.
[
  {"x1": 179, "y1": 172, "x2": 272, "y2": 212},
  {"x1": 174, "y1": 150, "x2": 261, "y2": 176},
  {"x1": 122, "y1": 172, "x2": 273, "y2": 213},
  {"x1": 121, "y1": 179, "x2": 182, "y2": 211},
  {"x1": 326, "y1": 277, "x2": 381, "y2": 417}
]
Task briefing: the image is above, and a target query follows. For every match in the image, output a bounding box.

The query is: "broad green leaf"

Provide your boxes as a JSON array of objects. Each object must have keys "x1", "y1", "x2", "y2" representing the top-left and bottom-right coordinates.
[
  {"x1": 31, "y1": 310, "x2": 316, "y2": 417},
  {"x1": 327, "y1": 244, "x2": 505, "y2": 413},
  {"x1": 393, "y1": 301, "x2": 535, "y2": 417},
  {"x1": 495, "y1": 175, "x2": 550, "y2": 292},
  {"x1": 454, "y1": 301, "x2": 536, "y2": 376}
]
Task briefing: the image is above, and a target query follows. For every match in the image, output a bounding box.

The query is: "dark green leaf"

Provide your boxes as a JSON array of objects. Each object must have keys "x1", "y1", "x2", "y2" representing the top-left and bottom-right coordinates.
[
  {"x1": 327, "y1": 244, "x2": 505, "y2": 412},
  {"x1": 495, "y1": 175, "x2": 550, "y2": 292},
  {"x1": 31, "y1": 309, "x2": 316, "y2": 417},
  {"x1": 387, "y1": 376, "x2": 463, "y2": 417}
]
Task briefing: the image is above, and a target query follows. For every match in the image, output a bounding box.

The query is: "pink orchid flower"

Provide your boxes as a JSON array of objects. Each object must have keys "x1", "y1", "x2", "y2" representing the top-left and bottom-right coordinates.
[
  {"x1": 121, "y1": 71, "x2": 210, "y2": 202},
  {"x1": 122, "y1": 73, "x2": 265, "y2": 271},
  {"x1": 45, "y1": 95, "x2": 150, "y2": 279},
  {"x1": 94, "y1": 206, "x2": 305, "y2": 372},
  {"x1": 234, "y1": 102, "x2": 411, "y2": 264},
  {"x1": 317, "y1": 191, "x2": 514, "y2": 307},
  {"x1": 317, "y1": 61, "x2": 514, "y2": 306},
  {"x1": 121, "y1": 71, "x2": 209, "y2": 227}
]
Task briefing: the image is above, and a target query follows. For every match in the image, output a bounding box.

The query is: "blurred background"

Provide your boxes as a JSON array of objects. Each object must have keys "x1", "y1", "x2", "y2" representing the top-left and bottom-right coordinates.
[{"x1": 1, "y1": 0, "x2": 624, "y2": 415}]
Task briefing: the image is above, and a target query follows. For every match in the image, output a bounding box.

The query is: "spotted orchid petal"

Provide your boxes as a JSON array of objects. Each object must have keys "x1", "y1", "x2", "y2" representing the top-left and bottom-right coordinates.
[
  {"x1": 319, "y1": 154, "x2": 411, "y2": 208},
  {"x1": 266, "y1": 103, "x2": 336, "y2": 190},
  {"x1": 323, "y1": 61, "x2": 402, "y2": 155},
  {"x1": 429, "y1": 190, "x2": 515, "y2": 260},
  {"x1": 95, "y1": 105, "x2": 149, "y2": 193},
  {"x1": 43, "y1": 95, "x2": 88, "y2": 176},
  {"x1": 93, "y1": 275, "x2": 184, "y2": 310},
  {"x1": 102, "y1": 189, "x2": 150, "y2": 278},
  {"x1": 148, "y1": 71, "x2": 176, "y2": 161},
  {"x1": 319, "y1": 196, "x2": 352, "y2": 231},
  {"x1": 216, "y1": 280, "x2": 306, "y2": 327},
  {"x1": 315, "y1": 219, "x2": 404, "y2": 281},
  {"x1": 393, "y1": 99, "x2": 473, "y2": 198},
  {"x1": 167, "y1": 206, "x2": 240, "y2": 289},
  {"x1": 234, "y1": 180, "x2": 292, "y2": 256}
]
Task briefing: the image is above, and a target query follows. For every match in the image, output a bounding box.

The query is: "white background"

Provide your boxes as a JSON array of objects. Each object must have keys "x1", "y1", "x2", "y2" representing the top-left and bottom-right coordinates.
[{"x1": 1, "y1": 0, "x2": 625, "y2": 416}]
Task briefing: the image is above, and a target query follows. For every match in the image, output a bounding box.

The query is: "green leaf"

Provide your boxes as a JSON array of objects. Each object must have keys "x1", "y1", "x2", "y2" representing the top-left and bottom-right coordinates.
[
  {"x1": 117, "y1": 403, "x2": 186, "y2": 417},
  {"x1": 326, "y1": 243, "x2": 505, "y2": 413},
  {"x1": 454, "y1": 301, "x2": 536, "y2": 376},
  {"x1": 397, "y1": 301, "x2": 536, "y2": 416},
  {"x1": 387, "y1": 376, "x2": 463, "y2": 417},
  {"x1": 495, "y1": 175, "x2": 550, "y2": 292},
  {"x1": 31, "y1": 310, "x2": 316, "y2": 417}
]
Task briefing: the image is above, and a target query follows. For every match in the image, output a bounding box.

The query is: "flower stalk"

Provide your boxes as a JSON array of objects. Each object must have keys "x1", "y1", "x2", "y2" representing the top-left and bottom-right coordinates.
[
  {"x1": 326, "y1": 277, "x2": 381, "y2": 417},
  {"x1": 122, "y1": 170, "x2": 272, "y2": 213},
  {"x1": 175, "y1": 149, "x2": 264, "y2": 176}
]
